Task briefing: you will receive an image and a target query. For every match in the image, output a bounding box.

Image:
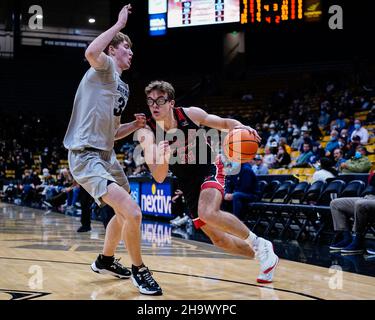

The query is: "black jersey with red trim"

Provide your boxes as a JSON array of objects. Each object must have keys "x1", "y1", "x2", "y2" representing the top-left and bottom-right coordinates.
[{"x1": 146, "y1": 107, "x2": 214, "y2": 180}]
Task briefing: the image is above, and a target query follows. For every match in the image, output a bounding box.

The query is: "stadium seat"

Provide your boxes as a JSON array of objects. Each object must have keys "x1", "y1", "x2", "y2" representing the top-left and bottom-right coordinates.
[
  {"x1": 368, "y1": 154, "x2": 375, "y2": 163},
  {"x1": 279, "y1": 181, "x2": 310, "y2": 238},
  {"x1": 316, "y1": 180, "x2": 346, "y2": 206},
  {"x1": 286, "y1": 182, "x2": 309, "y2": 204},
  {"x1": 339, "y1": 180, "x2": 366, "y2": 198},
  {"x1": 260, "y1": 180, "x2": 296, "y2": 236},
  {"x1": 361, "y1": 185, "x2": 375, "y2": 197},
  {"x1": 256, "y1": 180, "x2": 268, "y2": 198},
  {"x1": 270, "y1": 180, "x2": 296, "y2": 203},
  {"x1": 260, "y1": 180, "x2": 281, "y2": 202},
  {"x1": 322, "y1": 136, "x2": 330, "y2": 142}
]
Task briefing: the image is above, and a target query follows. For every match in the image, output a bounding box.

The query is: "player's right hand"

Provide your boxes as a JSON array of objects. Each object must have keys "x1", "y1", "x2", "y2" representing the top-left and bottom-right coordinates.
[
  {"x1": 117, "y1": 4, "x2": 132, "y2": 28},
  {"x1": 157, "y1": 140, "x2": 171, "y2": 164}
]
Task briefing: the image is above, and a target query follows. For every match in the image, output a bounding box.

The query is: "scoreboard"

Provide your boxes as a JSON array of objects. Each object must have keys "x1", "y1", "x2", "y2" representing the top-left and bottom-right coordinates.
[
  {"x1": 240, "y1": 0, "x2": 322, "y2": 24},
  {"x1": 148, "y1": 0, "x2": 322, "y2": 35},
  {"x1": 167, "y1": 0, "x2": 240, "y2": 28}
]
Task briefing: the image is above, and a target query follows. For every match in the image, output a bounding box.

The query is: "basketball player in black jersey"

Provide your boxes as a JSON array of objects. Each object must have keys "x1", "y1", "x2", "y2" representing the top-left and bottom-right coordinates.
[{"x1": 136, "y1": 80, "x2": 279, "y2": 283}]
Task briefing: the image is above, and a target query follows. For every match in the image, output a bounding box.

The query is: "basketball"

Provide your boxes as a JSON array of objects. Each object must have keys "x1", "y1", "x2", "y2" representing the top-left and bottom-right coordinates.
[{"x1": 223, "y1": 128, "x2": 259, "y2": 163}]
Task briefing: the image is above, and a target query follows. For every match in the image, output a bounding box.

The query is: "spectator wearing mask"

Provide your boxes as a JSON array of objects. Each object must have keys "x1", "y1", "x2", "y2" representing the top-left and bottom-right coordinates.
[
  {"x1": 266, "y1": 124, "x2": 280, "y2": 147},
  {"x1": 333, "y1": 148, "x2": 347, "y2": 170},
  {"x1": 345, "y1": 135, "x2": 361, "y2": 159},
  {"x1": 340, "y1": 146, "x2": 372, "y2": 173},
  {"x1": 350, "y1": 120, "x2": 369, "y2": 144},
  {"x1": 291, "y1": 129, "x2": 303, "y2": 151},
  {"x1": 224, "y1": 162, "x2": 259, "y2": 219},
  {"x1": 252, "y1": 155, "x2": 269, "y2": 175},
  {"x1": 325, "y1": 130, "x2": 340, "y2": 157},
  {"x1": 311, "y1": 157, "x2": 338, "y2": 183},
  {"x1": 274, "y1": 145, "x2": 291, "y2": 168},
  {"x1": 263, "y1": 146, "x2": 276, "y2": 168}
]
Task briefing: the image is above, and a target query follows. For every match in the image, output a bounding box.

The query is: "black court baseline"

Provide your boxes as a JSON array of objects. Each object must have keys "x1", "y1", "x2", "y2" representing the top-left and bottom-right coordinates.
[{"x1": 0, "y1": 256, "x2": 322, "y2": 300}]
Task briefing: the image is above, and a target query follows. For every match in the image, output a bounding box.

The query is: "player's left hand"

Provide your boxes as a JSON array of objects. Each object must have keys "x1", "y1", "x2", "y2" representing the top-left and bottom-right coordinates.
[
  {"x1": 134, "y1": 113, "x2": 146, "y2": 128},
  {"x1": 234, "y1": 125, "x2": 261, "y2": 143}
]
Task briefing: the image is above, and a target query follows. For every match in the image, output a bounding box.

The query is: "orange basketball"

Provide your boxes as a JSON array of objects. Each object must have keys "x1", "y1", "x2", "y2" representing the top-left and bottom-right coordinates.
[{"x1": 223, "y1": 129, "x2": 259, "y2": 163}]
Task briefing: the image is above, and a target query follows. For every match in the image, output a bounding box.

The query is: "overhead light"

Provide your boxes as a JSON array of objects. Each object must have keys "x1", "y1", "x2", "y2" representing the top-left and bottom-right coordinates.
[
  {"x1": 88, "y1": 18, "x2": 95, "y2": 23},
  {"x1": 36, "y1": 14, "x2": 43, "y2": 19}
]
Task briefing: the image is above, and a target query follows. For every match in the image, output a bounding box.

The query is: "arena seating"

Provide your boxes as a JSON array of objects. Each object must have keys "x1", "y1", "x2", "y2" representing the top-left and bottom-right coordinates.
[{"x1": 246, "y1": 174, "x2": 374, "y2": 242}]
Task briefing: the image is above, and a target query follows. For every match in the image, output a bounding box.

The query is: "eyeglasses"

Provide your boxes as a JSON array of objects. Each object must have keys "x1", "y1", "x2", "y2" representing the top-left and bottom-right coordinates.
[{"x1": 146, "y1": 96, "x2": 170, "y2": 107}]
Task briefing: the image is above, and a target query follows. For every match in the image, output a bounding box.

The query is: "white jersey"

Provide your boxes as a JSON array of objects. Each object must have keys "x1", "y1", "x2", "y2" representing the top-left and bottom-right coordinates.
[{"x1": 63, "y1": 55, "x2": 129, "y2": 151}]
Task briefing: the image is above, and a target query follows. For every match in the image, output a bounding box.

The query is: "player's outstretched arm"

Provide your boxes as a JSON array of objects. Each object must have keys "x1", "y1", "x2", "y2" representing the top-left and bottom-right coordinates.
[
  {"x1": 85, "y1": 4, "x2": 132, "y2": 69},
  {"x1": 186, "y1": 107, "x2": 261, "y2": 142},
  {"x1": 135, "y1": 128, "x2": 170, "y2": 183},
  {"x1": 115, "y1": 114, "x2": 146, "y2": 140}
]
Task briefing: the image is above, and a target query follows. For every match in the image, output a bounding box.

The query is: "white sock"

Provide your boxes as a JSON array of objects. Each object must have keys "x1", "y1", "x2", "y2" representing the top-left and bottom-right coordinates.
[{"x1": 244, "y1": 231, "x2": 259, "y2": 248}]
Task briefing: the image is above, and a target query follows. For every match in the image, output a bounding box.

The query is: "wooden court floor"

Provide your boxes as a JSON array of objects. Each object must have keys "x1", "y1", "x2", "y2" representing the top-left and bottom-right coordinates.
[{"x1": 0, "y1": 202, "x2": 374, "y2": 300}]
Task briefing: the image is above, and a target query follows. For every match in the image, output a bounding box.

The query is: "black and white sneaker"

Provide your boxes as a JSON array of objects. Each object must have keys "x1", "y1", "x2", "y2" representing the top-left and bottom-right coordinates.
[
  {"x1": 131, "y1": 266, "x2": 163, "y2": 295},
  {"x1": 91, "y1": 256, "x2": 131, "y2": 279}
]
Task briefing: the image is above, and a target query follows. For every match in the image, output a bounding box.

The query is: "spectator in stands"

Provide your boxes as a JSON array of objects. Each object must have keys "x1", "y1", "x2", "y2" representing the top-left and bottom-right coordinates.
[
  {"x1": 329, "y1": 174, "x2": 375, "y2": 254},
  {"x1": 252, "y1": 155, "x2": 269, "y2": 175},
  {"x1": 307, "y1": 116, "x2": 322, "y2": 141},
  {"x1": 338, "y1": 136, "x2": 347, "y2": 150},
  {"x1": 123, "y1": 151, "x2": 136, "y2": 176},
  {"x1": 299, "y1": 126, "x2": 317, "y2": 153},
  {"x1": 340, "y1": 146, "x2": 372, "y2": 173},
  {"x1": 20, "y1": 169, "x2": 41, "y2": 206},
  {"x1": 325, "y1": 130, "x2": 340, "y2": 157},
  {"x1": 344, "y1": 135, "x2": 361, "y2": 159},
  {"x1": 266, "y1": 124, "x2": 280, "y2": 147},
  {"x1": 311, "y1": 157, "x2": 337, "y2": 183},
  {"x1": 333, "y1": 148, "x2": 347, "y2": 170},
  {"x1": 224, "y1": 162, "x2": 258, "y2": 219},
  {"x1": 291, "y1": 128, "x2": 303, "y2": 151},
  {"x1": 293, "y1": 143, "x2": 314, "y2": 168},
  {"x1": 339, "y1": 128, "x2": 349, "y2": 143},
  {"x1": 331, "y1": 111, "x2": 346, "y2": 132},
  {"x1": 263, "y1": 146, "x2": 276, "y2": 168},
  {"x1": 279, "y1": 137, "x2": 291, "y2": 154},
  {"x1": 318, "y1": 108, "x2": 330, "y2": 128},
  {"x1": 77, "y1": 186, "x2": 94, "y2": 232},
  {"x1": 350, "y1": 119, "x2": 369, "y2": 144},
  {"x1": 274, "y1": 145, "x2": 291, "y2": 168},
  {"x1": 170, "y1": 189, "x2": 190, "y2": 227}
]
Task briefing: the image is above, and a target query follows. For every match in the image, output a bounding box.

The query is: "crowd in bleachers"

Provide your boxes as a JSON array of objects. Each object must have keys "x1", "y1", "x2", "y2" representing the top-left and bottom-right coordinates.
[
  {"x1": 246, "y1": 82, "x2": 375, "y2": 181},
  {"x1": 1, "y1": 80, "x2": 375, "y2": 222}
]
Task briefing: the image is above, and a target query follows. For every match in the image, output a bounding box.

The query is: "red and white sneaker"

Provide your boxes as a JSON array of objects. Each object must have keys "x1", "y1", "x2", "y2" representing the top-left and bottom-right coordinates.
[{"x1": 254, "y1": 237, "x2": 279, "y2": 283}]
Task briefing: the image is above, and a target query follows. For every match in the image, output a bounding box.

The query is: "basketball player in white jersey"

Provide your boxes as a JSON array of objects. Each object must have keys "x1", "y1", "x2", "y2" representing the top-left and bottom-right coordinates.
[
  {"x1": 136, "y1": 80, "x2": 279, "y2": 283},
  {"x1": 63, "y1": 4, "x2": 162, "y2": 295}
]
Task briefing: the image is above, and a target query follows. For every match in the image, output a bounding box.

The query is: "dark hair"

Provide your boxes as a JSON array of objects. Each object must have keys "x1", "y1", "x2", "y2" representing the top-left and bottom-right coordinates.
[
  {"x1": 145, "y1": 80, "x2": 175, "y2": 100},
  {"x1": 352, "y1": 135, "x2": 361, "y2": 142},
  {"x1": 320, "y1": 157, "x2": 338, "y2": 176}
]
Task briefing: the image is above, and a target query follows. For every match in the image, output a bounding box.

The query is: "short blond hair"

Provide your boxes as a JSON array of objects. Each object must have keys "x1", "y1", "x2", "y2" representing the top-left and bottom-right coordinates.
[
  {"x1": 145, "y1": 80, "x2": 175, "y2": 100},
  {"x1": 104, "y1": 32, "x2": 132, "y2": 55}
]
